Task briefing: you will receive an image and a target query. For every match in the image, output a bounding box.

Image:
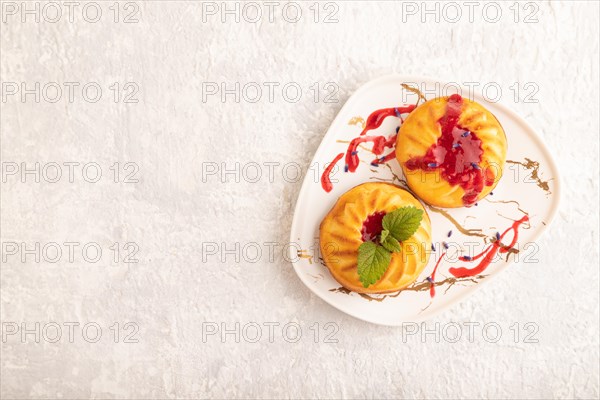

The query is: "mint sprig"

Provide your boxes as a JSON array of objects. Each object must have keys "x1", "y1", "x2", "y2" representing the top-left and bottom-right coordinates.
[
  {"x1": 381, "y1": 235, "x2": 401, "y2": 253},
  {"x1": 382, "y1": 206, "x2": 424, "y2": 242},
  {"x1": 357, "y1": 206, "x2": 424, "y2": 288},
  {"x1": 357, "y1": 242, "x2": 392, "y2": 288}
]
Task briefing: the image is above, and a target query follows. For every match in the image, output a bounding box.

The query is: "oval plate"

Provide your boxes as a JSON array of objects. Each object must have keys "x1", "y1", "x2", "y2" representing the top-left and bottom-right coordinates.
[{"x1": 289, "y1": 75, "x2": 560, "y2": 326}]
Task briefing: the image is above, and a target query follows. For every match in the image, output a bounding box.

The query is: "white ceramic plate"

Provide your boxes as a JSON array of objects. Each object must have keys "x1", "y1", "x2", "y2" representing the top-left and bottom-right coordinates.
[{"x1": 289, "y1": 75, "x2": 560, "y2": 326}]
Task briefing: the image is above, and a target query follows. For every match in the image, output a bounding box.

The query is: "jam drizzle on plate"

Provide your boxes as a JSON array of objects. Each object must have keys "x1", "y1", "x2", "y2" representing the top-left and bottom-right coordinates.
[
  {"x1": 426, "y1": 215, "x2": 528, "y2": 298},
  {"x1": 320, "y1": 105, "x2": 417, "y2": 193},
  {"x1": 320, "y1": 152, "x2": 344, "y2": 193},
  {"x1": 449, "y1": 215, "x2": 529, "y2": 278},
  {"x1": 428, "y1": 252, "x2": 446, "y2": 298},
  {"x1": 404, "y1": 94, "x2": 495, "y2": 206}
]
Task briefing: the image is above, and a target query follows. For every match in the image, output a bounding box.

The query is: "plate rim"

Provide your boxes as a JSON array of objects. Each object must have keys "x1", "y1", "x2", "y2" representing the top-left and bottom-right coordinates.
[{"x1": 289, "y1": 73, "x2": 562, "y2": 326}]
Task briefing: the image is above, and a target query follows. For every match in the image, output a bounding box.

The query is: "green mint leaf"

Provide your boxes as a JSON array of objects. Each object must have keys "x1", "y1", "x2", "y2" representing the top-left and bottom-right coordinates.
[
  {"x1": 381, "y1": 235, "x2": 402, "y2": 253},
  {"x1": 382, "y1": 206, "x2": 424, "y2": 242},
  {"x1": 379, "y1": 229, "x2": 389, "y2": 244},
  {"x1": 357, "y1": 242, "x2": 392, "y2": 288}
]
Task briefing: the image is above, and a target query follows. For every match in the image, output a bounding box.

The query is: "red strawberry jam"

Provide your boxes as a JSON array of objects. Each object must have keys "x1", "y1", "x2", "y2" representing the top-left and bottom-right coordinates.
[
  {"x1": 405, "y1": 94, "x2": 494, "y2": 206},
  {"x1": 360, "y1": 211, "x2": 386, "y2": 242}
]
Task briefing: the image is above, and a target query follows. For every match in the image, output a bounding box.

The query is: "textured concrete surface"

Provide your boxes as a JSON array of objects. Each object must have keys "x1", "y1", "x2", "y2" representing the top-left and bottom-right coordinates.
[{"x1": 1, "y1": 1, "x2": 598, "y2": 398}]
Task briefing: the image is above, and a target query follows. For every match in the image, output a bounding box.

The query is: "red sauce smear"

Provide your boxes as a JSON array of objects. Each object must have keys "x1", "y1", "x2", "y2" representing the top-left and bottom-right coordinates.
[
  {"x1": 404, "y1": 94, "x2": 495, "y2": 206},
  {"x1": 358, "y1": 106, "x2": 417, "y2": 136},
  {"x1": 360, "y1": 211, "x2": 386, "y2": 242},
  {"x1": 320, "y1": 152, "x2": 344, "y2": 193},
  {"x1": 320, "y1": 105, "x2": 417, "y2": 192},
  {"x1": 449, "y1": 215, "x2": 529, "y2": 278},
  {"x1": 429, "y1": 251, "x2": 446, "y2": 298}
]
